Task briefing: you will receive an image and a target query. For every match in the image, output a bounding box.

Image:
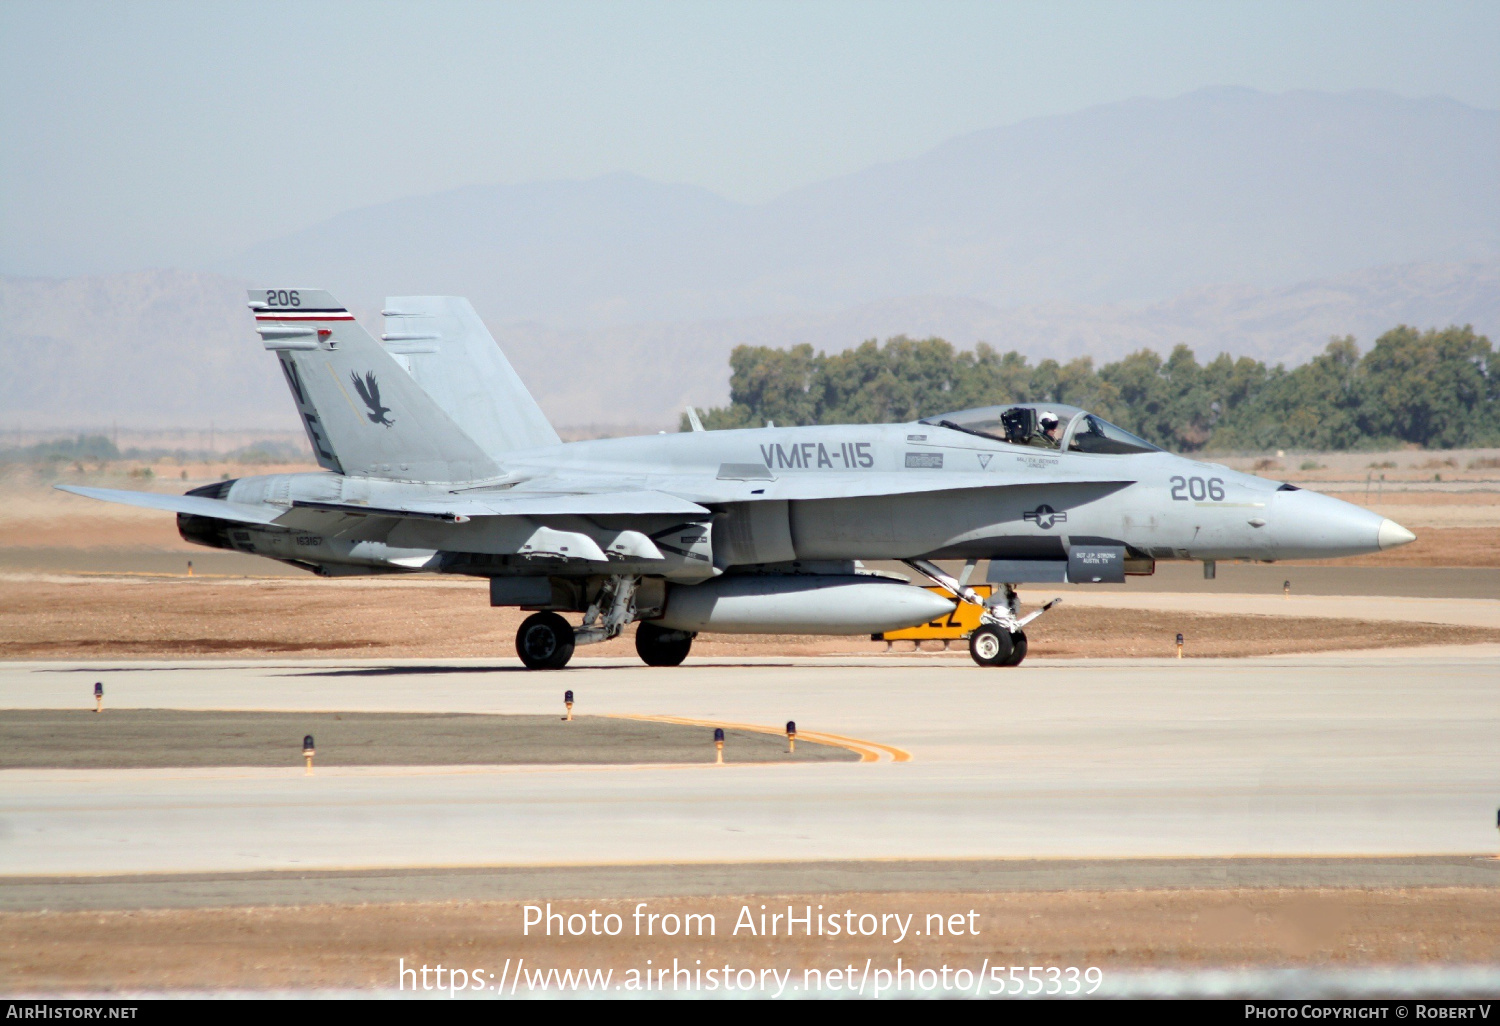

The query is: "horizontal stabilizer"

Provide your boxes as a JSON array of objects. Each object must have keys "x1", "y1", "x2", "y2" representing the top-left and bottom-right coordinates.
[{"x1": 55, "y1": 485, "x2": 281, "y2": 525}]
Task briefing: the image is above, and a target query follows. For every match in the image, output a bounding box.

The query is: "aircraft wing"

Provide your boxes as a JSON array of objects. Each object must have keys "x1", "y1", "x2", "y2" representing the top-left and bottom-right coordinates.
[
  {"x1": 59, "y1": 483, "x2": 710, "y2": 530},
  {"x1": 276, "y1": 489, "x2": 710, "y2": 526},
  {"x1": 54, "y1": 485, "x2": 285, "y2": 525},
  {"x1": 465, "y1": 490, "x2": 709, "y2": 516},
  {"x1": 652, "y1": 470, "x2": 1139, "y2": 504}
]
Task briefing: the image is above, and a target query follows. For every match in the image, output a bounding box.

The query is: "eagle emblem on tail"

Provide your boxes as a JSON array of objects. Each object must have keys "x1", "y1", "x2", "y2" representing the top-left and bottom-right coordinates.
[{"x1": 350, "y1": 371, "x2": 394, "y2": 427}]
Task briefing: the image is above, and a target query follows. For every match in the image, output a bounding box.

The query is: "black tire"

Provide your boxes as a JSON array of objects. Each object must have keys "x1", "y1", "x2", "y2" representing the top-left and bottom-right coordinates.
[
  {"x1": 635, "y1": 622, "x2": 695, "y2": 667},
  {"x1": 1000, "y1": 631, "x2": 1028, "y2": 666},
  {"x1": 516, "y1": 611, "x2": 575, "y2": 670},
  {"x1": 968, "y1": 624, "x2": 1014, "y2": 667}
]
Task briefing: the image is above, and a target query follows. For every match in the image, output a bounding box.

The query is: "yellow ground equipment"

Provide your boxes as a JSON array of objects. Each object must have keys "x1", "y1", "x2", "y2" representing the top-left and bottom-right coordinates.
[{"x1": 872, "y1": 584, "x2": 993, "y2": 643}]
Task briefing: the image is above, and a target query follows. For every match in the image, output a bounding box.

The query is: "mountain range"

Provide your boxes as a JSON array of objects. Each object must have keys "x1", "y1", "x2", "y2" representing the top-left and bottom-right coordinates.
[
  {"x1": 2, "y1": 87, "x2": 1496, "y2": 431},
  {"x1": 225, "y1": 87, "x2": 1498, "y2": 325}
]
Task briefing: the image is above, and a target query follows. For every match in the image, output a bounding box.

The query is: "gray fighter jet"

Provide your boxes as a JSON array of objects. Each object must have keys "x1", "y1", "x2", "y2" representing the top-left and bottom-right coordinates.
[{"x1": 61, "y1": 289, "x2": 1417, "y2": 668}]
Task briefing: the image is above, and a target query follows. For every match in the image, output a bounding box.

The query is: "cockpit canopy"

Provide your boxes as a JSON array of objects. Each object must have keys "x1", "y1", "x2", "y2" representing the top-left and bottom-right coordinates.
[{"x1": 920, "y1": 403, "x2": 1161, "y2": 455}]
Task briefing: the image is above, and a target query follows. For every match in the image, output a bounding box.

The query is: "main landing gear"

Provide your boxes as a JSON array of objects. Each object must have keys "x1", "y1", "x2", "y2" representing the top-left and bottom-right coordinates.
[
  {"x1": 516, "y1": 611, "x2": 575, "y2": 670},
  {"x1": 514, "y1": 576, "x2": 697, "y2": 670},
  {"x1": 635, "y1": 622, "x2": 695, "y2": 667}
]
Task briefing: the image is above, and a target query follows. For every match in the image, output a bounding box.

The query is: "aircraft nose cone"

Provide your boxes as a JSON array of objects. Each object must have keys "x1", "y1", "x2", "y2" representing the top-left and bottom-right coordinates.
[
  {"x1": 1377, "y1": 519, "x2": 1417, "y2": 550},
  {"x1": 1269, "y1": 488, "x2": 1388, "y2": 559}
]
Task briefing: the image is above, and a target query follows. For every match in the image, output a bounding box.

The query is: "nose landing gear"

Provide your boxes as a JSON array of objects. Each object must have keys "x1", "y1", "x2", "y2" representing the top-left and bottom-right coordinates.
[
  {"x1": 968, "y1": 624, "x2": 1014, "y2": 666},
  {"x1": 968, "y1": 585, "x2": 1055, "y2": 667},
  {"x1": 899, "y1": 561, "x2": 1058, "y2": 668},
  {"x1": 968, "y1": 623, "x2": 1029, "y2": 666}
]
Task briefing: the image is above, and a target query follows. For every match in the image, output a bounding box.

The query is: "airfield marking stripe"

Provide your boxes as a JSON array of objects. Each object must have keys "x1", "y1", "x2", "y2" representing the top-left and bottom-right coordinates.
[
  {"x1": 609, "y1": 713, "x2": 910, "y2": 763},
  {"x1": 612, "y1": 714, "x2": 880, "y2": 762}
]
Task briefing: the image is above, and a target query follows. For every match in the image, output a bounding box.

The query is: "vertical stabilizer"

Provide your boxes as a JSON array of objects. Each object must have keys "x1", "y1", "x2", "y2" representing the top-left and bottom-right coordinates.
[
  {"x1": 251, "y1": 289, "x2": 499, "y2": 483},
  {"x1": 382, "y1": 297, "x2": 561, "y2": 455}
]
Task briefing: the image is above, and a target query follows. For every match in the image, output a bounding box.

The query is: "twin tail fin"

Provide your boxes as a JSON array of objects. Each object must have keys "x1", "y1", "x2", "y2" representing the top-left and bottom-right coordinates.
[{"x1": 251, "y1": 289, "x2": 499, "y2": 483}]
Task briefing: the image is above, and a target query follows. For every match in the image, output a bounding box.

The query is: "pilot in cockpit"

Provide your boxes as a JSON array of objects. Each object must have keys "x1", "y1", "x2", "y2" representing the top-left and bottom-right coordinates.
[{"x1": 1036, "y1": 410, "x2": 1062, "y2": 448}]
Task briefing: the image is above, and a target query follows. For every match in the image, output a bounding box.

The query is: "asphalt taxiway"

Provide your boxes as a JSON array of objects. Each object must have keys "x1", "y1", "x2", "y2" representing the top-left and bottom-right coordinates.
[
  {"x1": 0, "y1": 709, "x2": 857, "y2": 769},
  {"x1": 1, "y1": 650, "x2": 1497, "y2": 884}
]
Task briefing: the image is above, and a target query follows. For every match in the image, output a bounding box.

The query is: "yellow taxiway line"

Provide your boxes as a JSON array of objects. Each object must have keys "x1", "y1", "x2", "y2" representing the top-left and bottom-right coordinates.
[{"x1": 611, "y1": 713, "x2": 911, "y2": 763}]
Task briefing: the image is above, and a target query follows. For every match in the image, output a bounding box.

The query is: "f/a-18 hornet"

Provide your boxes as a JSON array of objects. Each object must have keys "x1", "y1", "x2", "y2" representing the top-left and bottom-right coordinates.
[{"x1": 63, "y1": 289, "x2": 1417, "y2": 669}]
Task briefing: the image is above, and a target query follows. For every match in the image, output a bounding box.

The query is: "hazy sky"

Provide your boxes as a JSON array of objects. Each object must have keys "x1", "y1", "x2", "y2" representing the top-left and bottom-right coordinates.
[{"x1": 2, "y1": 0, "x2": 1497, "y2": 277}]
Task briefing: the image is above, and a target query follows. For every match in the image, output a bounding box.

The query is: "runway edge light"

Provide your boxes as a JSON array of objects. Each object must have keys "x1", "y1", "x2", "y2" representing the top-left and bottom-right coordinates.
[
  {"x1": 563, "y1": 689, "x2": 574, "y2": 722},
  {"x1": 714, "y1": 727, "x2": 725, "y2": 766},
  {"x1": 303, "y1": 734, "x2": 315, "y2": 775},
  {"x1": 1176, "y1": 633, "x2": 1184, "y2": 659},
  {"x1": 93, "y1": 682, "x2": 102, "y2": 713},
  {"x1": 787, "y1": 721, "x2": 797, "y2": 754}
]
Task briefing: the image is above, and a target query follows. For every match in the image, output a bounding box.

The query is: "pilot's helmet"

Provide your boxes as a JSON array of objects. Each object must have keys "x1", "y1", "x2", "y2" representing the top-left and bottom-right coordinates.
[{"x1": 1039, "y1": 410, "x2": 1060, "y2": 432}]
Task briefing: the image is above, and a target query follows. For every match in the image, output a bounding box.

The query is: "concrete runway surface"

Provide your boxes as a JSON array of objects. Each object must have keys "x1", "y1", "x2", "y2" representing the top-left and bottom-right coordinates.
[{"x1": 1, "y1": 650, "x2": 1497, "y2": 878}]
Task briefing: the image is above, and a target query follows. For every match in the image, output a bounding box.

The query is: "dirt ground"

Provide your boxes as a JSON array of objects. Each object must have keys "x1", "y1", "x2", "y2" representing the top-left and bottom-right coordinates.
[
  {"x1": 4, "y1": 889, "x2": 1499, "y2": 991},
  {"x1": 2, "y1": 576, "x2": 1496, "y2": 661}
]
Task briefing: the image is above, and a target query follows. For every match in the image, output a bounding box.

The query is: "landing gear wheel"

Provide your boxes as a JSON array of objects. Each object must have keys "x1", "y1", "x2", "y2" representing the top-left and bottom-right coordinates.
[
  {"x1": 635, "y1": 622, "x2": 695, "y2": 667},
  {"x1": 1000, "y1": 631, "x2": 1028, "y2": 666},
  {"x1": 968, "y1": 624, "x2": 1014, "y2": 667},
  {"x1": 516, "y1": 612, "x2": 575, "y2": 670}
]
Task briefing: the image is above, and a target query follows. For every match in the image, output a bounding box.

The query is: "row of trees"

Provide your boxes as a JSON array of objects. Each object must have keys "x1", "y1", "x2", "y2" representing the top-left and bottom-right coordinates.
[{"x1": 690, "y1": 325, "x2": 1498, "y2": 451}]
